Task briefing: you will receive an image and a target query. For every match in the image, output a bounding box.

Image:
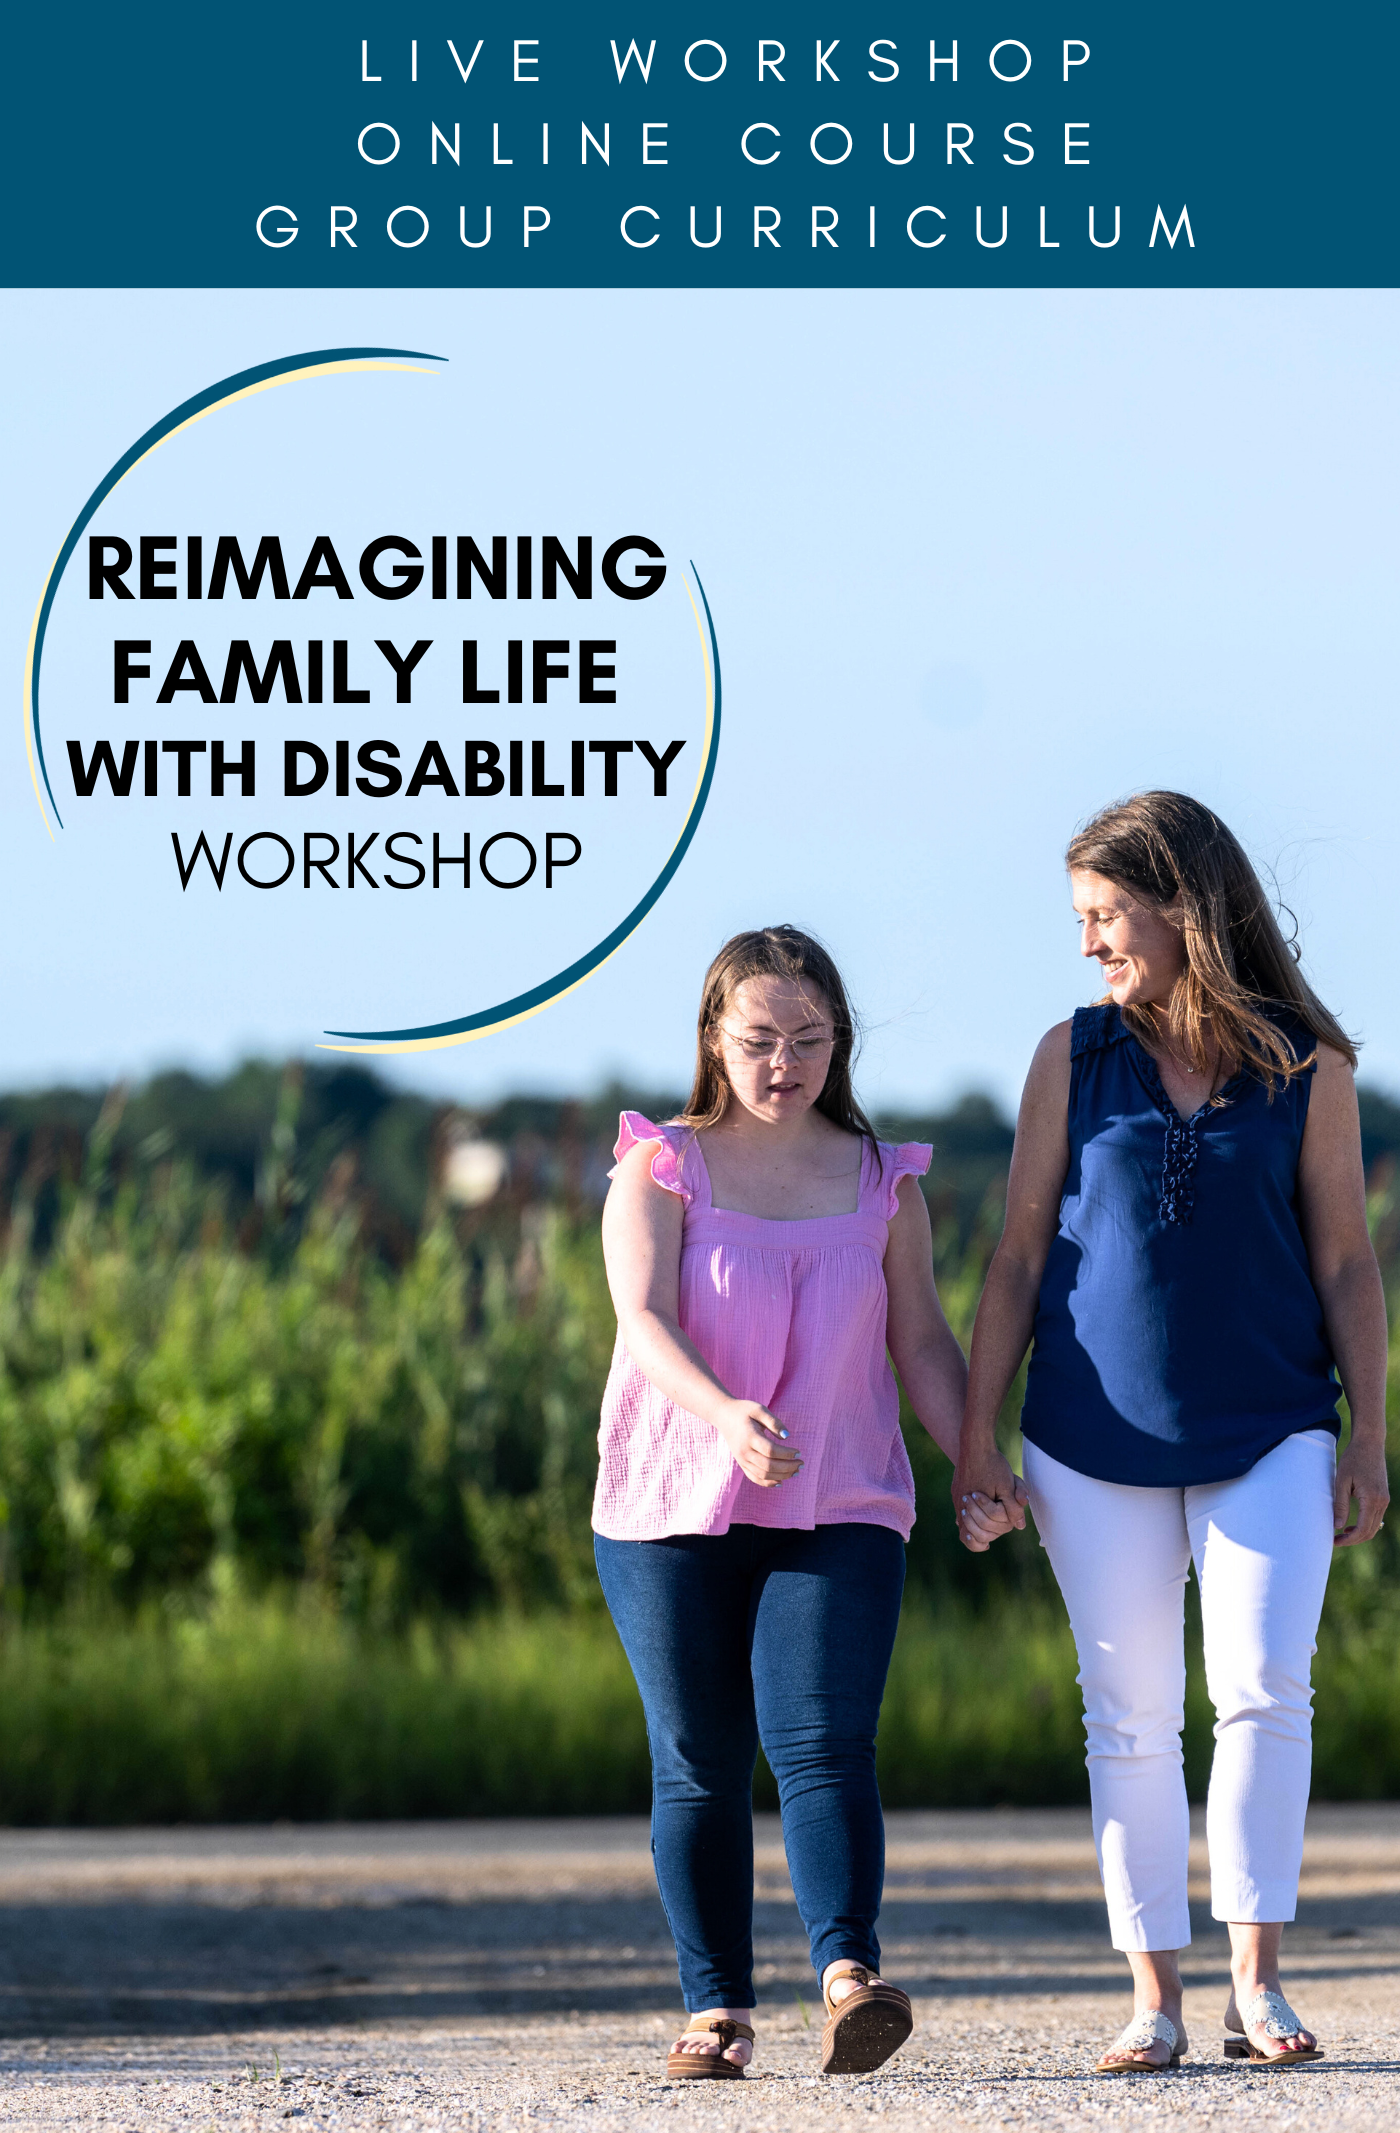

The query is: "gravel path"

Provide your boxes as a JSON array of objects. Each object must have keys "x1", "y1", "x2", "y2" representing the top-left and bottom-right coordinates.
[{"x1": 0, "y1": 1807, "x2": 1395, "y2": 2130}]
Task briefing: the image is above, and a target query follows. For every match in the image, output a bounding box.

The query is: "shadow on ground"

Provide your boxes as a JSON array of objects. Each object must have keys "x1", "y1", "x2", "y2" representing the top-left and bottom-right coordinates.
[{"x1": 1, "y1": 1887, "x2": 1397, "y2": 2037}]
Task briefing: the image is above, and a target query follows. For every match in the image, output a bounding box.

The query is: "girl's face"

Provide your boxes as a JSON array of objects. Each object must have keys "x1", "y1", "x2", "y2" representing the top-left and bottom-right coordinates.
[
  {"x1": 712, "y1": 975, "x2": 836, "y2": 1126},
  {"x1": 1070, "y1": 867, "x2": 1187, "y2": 1010}
]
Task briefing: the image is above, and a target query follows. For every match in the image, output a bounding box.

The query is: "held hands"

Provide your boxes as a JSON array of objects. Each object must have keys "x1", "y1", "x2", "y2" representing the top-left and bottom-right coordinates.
[
  {"x1": 717, "y1": 1399, "x2": 803, "y2": 1488},
  {"x1": 951, "y1": 1443, "x2": 1029, "y2": 1553},
  {"x1": 959, "y1": 1492, "x2": 1018, "y2": 1551},
  {"x1": 1333, "y1": 1433, "x2": 1390, "y2": 1546}
]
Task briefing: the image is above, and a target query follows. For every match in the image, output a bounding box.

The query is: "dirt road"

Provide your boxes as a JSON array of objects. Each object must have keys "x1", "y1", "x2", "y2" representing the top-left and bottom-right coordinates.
[{"x1": 0, "y1": 1805, "x2": 1395, "y2": 2130}]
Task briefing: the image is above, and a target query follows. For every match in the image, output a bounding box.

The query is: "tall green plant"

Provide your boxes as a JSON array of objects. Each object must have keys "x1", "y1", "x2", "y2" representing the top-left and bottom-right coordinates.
[{"x1": 0, "y1": 1103, "x2": 1393, "y2": 1626}]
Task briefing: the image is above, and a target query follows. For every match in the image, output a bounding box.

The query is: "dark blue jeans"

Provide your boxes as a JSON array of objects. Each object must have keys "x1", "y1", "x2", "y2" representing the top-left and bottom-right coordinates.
[{"x1": 595, "y1": 1520, "x2": 905, "y2": 2011}]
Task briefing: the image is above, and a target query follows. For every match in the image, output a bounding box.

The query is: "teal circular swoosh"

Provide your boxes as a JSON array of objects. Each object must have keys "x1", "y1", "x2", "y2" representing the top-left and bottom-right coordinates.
[{"x1": 28, "y1": 346, "x2": 445, "y2": 830}]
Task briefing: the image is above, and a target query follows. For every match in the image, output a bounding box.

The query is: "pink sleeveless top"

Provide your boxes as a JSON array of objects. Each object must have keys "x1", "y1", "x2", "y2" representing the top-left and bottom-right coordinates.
[{"x1": 592, "y1": 1112, "x2": 933, "y2": 1542}]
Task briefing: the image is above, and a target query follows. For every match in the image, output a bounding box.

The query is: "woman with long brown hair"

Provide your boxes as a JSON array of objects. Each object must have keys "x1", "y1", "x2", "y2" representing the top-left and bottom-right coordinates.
[
  {"x1": 594, "y1": 925, "x2": 1002, "y2": 2079},
  {"x1": 954, "y1": 792, "x2": 1389, "y2": 2074}
]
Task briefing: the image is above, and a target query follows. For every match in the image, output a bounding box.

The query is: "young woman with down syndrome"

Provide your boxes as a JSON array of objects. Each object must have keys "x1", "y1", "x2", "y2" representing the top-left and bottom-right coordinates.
[{"x1": 593, "y1": 925, "x2": 1007, "y2": 2080}]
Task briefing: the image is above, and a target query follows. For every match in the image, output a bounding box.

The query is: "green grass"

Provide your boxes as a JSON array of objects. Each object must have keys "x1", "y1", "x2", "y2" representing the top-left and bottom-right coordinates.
[
  {"x1": 0, "y1": 1593, "x2": 1396, "y2": 1825},
  {"x1": 0, "y1": 1601, "x2": 650, "y2": 1823},
  {"x1": 0, "y1": 1103, "x2": 1392, "y2": 1823}
]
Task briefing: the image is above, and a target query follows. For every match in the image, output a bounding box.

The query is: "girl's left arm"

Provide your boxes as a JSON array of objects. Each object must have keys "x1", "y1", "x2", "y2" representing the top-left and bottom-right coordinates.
[
  {"x1": 884, "y1": 1172, "x2": 969, "y2": 1463},
  {"x1": 1298, "y1": 1044, "x2": 1391, "y2": 1546}
]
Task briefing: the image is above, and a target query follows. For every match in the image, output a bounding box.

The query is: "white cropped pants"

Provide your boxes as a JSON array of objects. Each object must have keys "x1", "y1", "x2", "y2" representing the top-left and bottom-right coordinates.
[{"x1": 1023, "y1": 1429, "x2": 1336, "y2": 1952}]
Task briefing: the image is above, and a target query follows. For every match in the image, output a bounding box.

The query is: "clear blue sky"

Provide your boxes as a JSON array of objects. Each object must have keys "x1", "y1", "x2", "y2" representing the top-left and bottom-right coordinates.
[{"x1": 3, "y1": 288, "x2": 1396, "y2": 1114}]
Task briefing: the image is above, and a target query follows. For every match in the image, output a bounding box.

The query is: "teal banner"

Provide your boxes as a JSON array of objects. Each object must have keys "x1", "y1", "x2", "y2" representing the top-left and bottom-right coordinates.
[{"x1": 5, "y1": 2, "x2": 1395, "y2": 287}]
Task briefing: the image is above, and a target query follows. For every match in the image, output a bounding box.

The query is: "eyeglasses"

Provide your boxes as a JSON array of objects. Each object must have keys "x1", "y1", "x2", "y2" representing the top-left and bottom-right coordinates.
[{"x1": 717, "y1": 1028, "x2": 836, "y2": 1062}]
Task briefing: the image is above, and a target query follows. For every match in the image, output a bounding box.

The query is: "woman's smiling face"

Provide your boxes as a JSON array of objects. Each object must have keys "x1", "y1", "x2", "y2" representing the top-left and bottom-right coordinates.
[{"x1": 1070, "y1": 867, "x2": 1187, "y2": 1010}]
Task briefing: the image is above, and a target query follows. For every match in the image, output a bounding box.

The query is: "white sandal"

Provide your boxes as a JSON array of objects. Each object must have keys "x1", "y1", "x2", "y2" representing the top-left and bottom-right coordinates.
[
  {"x1": 1095, "y1": 2008, "x2": 1183, "y2": 2074},
  {"x1": 1224, "y1": 1989, "x2": 1323, "y2": 2066}
]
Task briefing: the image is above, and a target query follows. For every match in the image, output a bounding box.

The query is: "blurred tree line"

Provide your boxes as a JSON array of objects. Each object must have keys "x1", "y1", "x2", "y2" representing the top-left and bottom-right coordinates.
[
  {"x1": 0, "y1": 1061, "x2": 1394, "y2": 1625},
  {"x1": 0, "y1": 1064, "x2": 1037, "y2": 1259}
]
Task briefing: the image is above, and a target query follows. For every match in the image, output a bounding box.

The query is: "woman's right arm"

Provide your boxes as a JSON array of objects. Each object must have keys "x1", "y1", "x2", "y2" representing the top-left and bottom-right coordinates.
[
  {"x1": 951, "y1": 1023, "x2": 1073, "y2": 1540},
  {"x1": 600, "y1": 1140, "x2": 803, "y2": 1488}
]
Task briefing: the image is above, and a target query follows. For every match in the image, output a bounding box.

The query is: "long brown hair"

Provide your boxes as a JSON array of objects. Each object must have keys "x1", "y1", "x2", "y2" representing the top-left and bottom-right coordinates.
[
  {"x1": 676, "y1": 925, "x2": 879, "y2": 1144},
  {"x1": 1066, "y1": 790, "x2": 1357, "y2": 1091}
]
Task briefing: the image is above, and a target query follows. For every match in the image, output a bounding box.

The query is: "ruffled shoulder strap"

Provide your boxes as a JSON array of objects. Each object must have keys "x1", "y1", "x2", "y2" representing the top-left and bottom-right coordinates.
[
  {"x1": 870, "y1": 1138, "x2": 933, "y2": 1220},
  {"x1": 610, "y1": 1111, "x2": 696, "y2": 1205},
  {"x1": 1071, "y1": 1003, "x2": 1127, "y2": 1057}
]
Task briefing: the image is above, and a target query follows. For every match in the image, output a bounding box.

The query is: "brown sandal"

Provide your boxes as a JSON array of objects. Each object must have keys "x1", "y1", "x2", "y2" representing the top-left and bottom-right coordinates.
[
  {"x1": 820, "y1": 1964, "x2": 913, "y2": 2075},
  {"x1": 666, "y1": 2015, "x2": 754, "y2": 2080}
]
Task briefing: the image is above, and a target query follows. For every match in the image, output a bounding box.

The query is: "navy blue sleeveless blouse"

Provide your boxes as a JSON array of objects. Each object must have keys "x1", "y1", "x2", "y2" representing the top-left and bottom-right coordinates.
[{"x1": 1020, "y1": 1003, "x2": 1340, "y2": 1487}]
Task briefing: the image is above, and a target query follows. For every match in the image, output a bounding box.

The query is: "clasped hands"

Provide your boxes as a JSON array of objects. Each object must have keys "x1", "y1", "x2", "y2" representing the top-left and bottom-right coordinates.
[
  {"x1": 717, "y1": 1398, "x2": 1029, "y2": 1555},
  {"x1": 950, "y1": 1445, "x2": 1027, "y2": 1553}
]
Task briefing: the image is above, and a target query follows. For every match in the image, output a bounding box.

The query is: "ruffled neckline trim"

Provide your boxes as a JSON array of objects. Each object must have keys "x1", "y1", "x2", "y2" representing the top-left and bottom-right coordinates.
[
  {"x1": 611, "y1": 1111, "x2": 930, "y2": 1225},
  {"x1": 1124, "y1": 1042, "x2": 1248, "y2": 1226}
]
